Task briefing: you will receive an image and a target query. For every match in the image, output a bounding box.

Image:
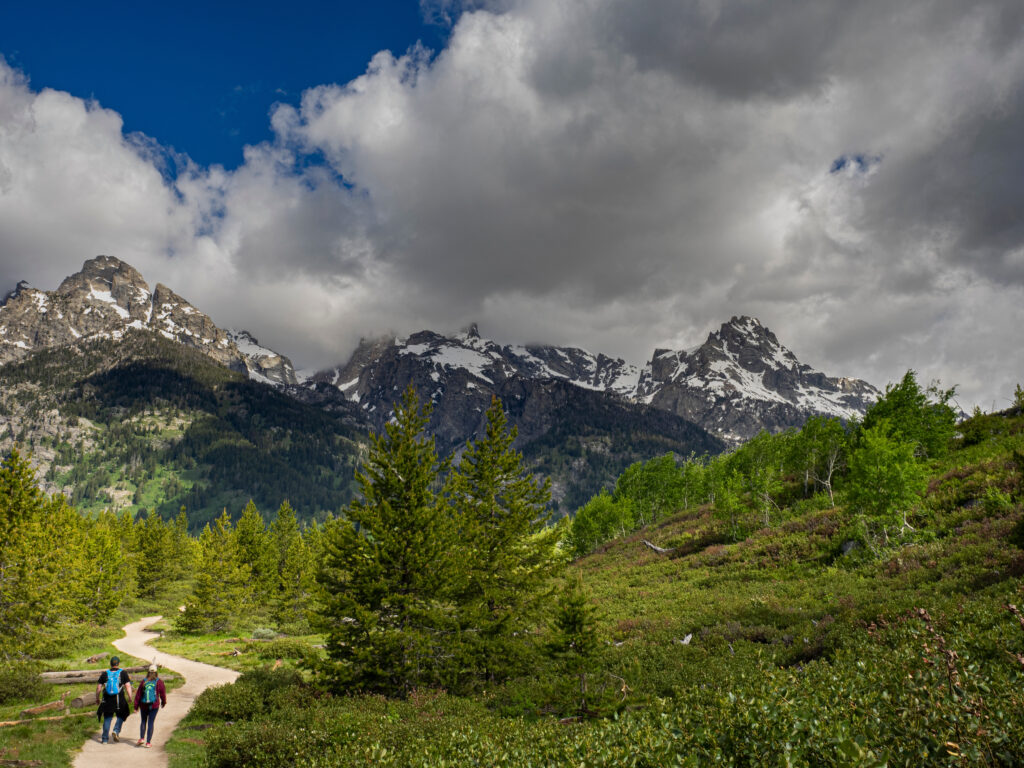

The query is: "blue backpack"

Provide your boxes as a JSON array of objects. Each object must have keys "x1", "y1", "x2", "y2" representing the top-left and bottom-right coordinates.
[
  {"x1": 141, "y1": 679, "x2": 158, "y2": 704},
  {"x1": 104, "y1": 670, "x2": 121, "y2": 696}
]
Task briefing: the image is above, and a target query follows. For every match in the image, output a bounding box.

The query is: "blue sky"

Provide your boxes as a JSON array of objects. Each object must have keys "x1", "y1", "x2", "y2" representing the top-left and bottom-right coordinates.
[
  {"x1": 0, "y1": 0, "x2": 1022, "y2": 410},
  {"x1": 0, "y1": 0, "x2": 443, "y2": 168}
]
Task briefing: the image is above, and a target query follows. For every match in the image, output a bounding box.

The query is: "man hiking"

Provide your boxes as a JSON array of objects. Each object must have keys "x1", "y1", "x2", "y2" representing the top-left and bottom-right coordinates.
[{"x1": 95, "y1": 655, "x2": 133, "y2": 743}]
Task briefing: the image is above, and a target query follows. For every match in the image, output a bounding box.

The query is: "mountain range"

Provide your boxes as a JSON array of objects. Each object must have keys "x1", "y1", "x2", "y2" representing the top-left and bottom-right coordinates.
[{"x1": 0, "y1": 256, "x2": 880, "y2": 521}]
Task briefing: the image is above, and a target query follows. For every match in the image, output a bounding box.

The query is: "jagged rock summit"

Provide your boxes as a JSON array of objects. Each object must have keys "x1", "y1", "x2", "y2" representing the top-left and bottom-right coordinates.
[
  {"x1": 0, "y1": 255, "x2": 297, "y2": 386},
  {"x1": 636, "y1": 316, "x2": 879, "y2": 442}
]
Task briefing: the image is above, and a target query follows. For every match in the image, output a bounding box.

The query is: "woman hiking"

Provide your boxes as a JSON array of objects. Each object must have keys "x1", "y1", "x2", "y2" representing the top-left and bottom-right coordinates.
[
  {"x1": 95, "y1": 656, "x2": 133, "y2": 743},
  {"x1": 132, "y1": 664, "x2": 167, "y2": 748}
]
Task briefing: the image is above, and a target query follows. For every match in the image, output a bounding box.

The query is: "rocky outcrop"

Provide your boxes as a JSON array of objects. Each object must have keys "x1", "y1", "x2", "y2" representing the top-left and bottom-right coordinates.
[{"x1": 0, "y1": 256, "x2": 297, "y2": 386}]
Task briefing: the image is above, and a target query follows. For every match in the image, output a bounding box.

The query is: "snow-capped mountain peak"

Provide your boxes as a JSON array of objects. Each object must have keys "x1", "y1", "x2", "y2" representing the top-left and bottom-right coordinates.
[{"x1": 637, "y1": 316, "x2": 879, "y2": 443}]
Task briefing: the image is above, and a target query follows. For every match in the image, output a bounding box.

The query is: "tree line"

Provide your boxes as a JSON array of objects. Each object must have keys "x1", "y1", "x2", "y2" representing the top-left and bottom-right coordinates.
[
  {"x1": 567, "y1": 370, "x2": 960, "y2": 556},
  {"x1": 0, "y1": 447, "x2": 191, "y2": 659}
]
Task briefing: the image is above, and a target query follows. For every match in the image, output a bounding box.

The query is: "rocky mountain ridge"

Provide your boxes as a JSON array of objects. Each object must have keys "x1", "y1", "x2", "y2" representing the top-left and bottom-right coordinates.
[
  {"x1": 2, "y1": 257, "x2": 880, "y2": 448},
  {"x1": 0, "y1": 255, "x2": 297, "y2": 386},
  {"x1": 311, "y1": 318, "x2": 879, "y2": 444}
]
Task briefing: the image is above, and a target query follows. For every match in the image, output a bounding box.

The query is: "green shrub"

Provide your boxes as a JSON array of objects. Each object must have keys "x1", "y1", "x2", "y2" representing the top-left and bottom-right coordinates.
[
  {"x1": 251, "y1": 627, "x2": 277, "y2": 640},
  {"x1": 189, "y1": 667, "x2": 306, "y2": 721},
  {"x1": 251, "y1": 639, "x2": 319, "y2": 664},
  {"x1": 0, "y1": 662, "x2": 49, "y2": 705}
]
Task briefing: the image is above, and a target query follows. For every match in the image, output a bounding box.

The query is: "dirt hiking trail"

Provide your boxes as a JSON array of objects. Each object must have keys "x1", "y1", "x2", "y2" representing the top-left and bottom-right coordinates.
[{"x1": 73, "y1": 616, "x2": 239, "y2": 768}]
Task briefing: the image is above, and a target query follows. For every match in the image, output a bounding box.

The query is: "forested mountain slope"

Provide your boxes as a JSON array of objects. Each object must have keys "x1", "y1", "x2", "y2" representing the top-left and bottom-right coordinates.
[{"x1": 0, "y1": 330, "x2": 364, "y2": 528}]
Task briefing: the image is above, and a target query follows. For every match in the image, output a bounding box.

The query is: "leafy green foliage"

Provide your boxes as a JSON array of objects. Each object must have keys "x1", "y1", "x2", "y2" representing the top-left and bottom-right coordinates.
[
  {"x1": 789, "y1": 415, "x2": 848, "y2": 506},
  {"x1": 565, "y1": 490, "x2": 634, "y2": 556},
  {"x1": 863, "y1": 369, "x2": 957, "y2": 458},
  {"x1": 0, "y1": 662, "x2": 48, "y2": 704},
  {"x1": 848, "y1": 424, "x2": 929, "y2": 539},
  {"x1": 182, "y1": 406, "x2": 1024, "y2": 768}
]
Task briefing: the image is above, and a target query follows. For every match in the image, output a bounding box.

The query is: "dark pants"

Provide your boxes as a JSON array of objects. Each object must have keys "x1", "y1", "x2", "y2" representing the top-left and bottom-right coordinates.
[{"x1": 139, "y1": 706, "x2": 158, "y2": 743}]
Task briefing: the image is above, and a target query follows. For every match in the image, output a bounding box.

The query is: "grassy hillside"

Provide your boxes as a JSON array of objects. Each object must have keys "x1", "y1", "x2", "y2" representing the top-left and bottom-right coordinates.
[
  {"x1": 0, "y1": 331, "x2": 364, "y2": 528},
  {"x1": 166, "y1": 406, "x2": 1023, "y2": 766}
]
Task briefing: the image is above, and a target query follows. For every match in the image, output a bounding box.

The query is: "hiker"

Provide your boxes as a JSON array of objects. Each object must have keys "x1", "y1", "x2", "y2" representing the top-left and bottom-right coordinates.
[
  {"x1": 95, "y1": 655, "x2": 133, "y2": 743},
  {"x1": 132, "y1": 663, "x2": 167, "y2": 748}
]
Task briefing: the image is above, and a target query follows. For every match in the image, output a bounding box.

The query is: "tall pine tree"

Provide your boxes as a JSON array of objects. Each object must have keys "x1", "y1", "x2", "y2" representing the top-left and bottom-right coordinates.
[
  {"x1": 177, "y1": 510, "x2": 250, "y2": 633},
  {"x1": 315, "y1": 386, "x2": 458, "y2": 695},
  {"x1": 236, "y1": 500, "x2": 277, "y2": 606},
  {"x1": 447, "y1": 396, "x2": 562, "y2": 683}
]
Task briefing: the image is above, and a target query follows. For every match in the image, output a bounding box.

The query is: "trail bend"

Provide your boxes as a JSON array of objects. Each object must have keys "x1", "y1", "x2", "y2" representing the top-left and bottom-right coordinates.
[{"x1": 73, "y1": 616, "x2": 239, "y2": 768}]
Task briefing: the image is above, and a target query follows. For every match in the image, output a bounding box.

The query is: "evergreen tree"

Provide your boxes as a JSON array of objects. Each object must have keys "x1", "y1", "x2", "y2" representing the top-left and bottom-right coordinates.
[
  {"x1": 76, "y1": 510, "x2": 132, "y2": 620},
  {"x1": 273, "y1": 531, "x2": 313, "y2": 631},
  {"x1": 447, "y1": 396, "x2": 562, "y2": 683},
  {"x1": 177, "y1": 510, "x2": 250, "y2": 632},
  {"x1": 134, "y1": 512, "x2": 173, "y2": 598},
  {"x1": 546, "y1": 577, "x2": 601, "y2": 716},
  {"x1": 315, "y1": 386, "x2": 458, "y2": 695},
  {"x1": 0, "y1": 450, "x2": 128, "y2": 655},
  {"x1": 269, "y1": 500, "x2": 311, "y2": 627},
  {"x1": 170, "y1": 507, "x2": 196, "y2": 580},
  {"x1": 236, "y1": 500, "x2": 277, "y2": 605},
  {"x1": 0, "y1": 449, "x2": 58, "y2": 656}
]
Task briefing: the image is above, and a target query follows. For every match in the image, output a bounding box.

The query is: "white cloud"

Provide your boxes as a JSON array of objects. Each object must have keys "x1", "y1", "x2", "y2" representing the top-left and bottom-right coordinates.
[{"x1": 2, "y1": 0, "x2": 1024, "y2": 410}]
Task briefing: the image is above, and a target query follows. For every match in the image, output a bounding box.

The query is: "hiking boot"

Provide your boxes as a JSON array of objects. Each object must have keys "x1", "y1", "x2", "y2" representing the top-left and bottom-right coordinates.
[
  {"x1": 144, "y1": 743, "x2": 152, "y2": 748},
  {"x1": 111, "y1": 730, "x2": 119, "y2": 742},
  {"x1": 137, "y1": 739, "x2": 145, "y2": 746}
]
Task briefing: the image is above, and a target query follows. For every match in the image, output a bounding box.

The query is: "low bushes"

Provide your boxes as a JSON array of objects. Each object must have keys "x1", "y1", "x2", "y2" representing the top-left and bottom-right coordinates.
[
  {"x1": 0, "y1": 662, "x2": 49, "y2": 705},
  {"x1": 190, "y1": 597, "x2": 1024, "y2": 768}
]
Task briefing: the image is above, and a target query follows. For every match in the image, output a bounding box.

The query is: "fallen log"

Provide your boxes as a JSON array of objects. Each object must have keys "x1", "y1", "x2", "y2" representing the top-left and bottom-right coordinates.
[
  {"x1": 0, "y1": 713, "x2": 90, "y2": 728},
  {"x1": 1, "y1": 759, "x2": 44, "y2": 767},
  {"x1": 19, "y1": 693, "x2": 67, "y2": 718},
  {"x1": 40, "y1": 666, "x2": 148, "y2": 684},
  {"x1": 642, "y1": 539, "x2": 675, "y2": 555}
]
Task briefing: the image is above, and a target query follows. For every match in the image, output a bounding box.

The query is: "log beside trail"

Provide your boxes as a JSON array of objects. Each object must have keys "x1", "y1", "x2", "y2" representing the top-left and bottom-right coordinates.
[
  {"x1": 18, "y1": 693, "x2": 67, "y2": 718},
  {"x1": 0, "y1": 713, "x2": 90, "y2": 729},
  {"x1": 40, "y1": 666, "x2": 148, "y2": 685}
]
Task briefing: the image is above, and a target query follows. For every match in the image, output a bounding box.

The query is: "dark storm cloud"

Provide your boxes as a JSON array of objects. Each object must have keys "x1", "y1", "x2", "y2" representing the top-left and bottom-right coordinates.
[{"x1": 854, "y1": 83, "x2": 1024, "y2": 285}]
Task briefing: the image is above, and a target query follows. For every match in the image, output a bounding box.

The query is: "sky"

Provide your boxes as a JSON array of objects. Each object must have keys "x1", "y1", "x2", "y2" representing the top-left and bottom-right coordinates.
[{"x1": 1, "y1": 0, "x2": 1022, "y2": 411}]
